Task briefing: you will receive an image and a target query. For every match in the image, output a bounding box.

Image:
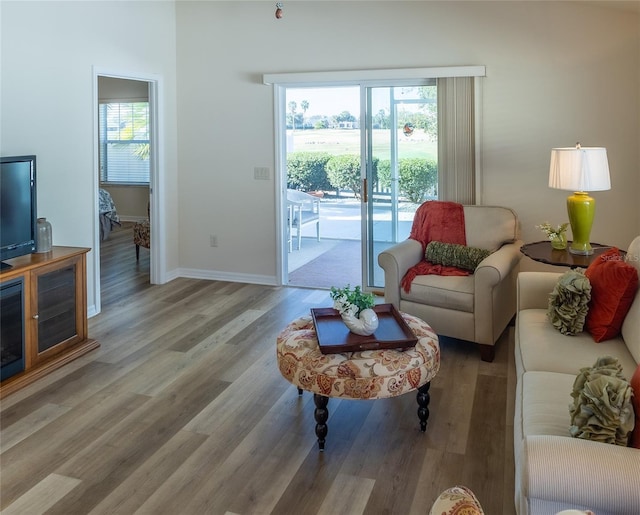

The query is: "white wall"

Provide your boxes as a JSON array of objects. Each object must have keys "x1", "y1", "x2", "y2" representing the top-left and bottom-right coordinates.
[
  {"x1": 102, "y1": 185, "x2": 150, "y2": 221},
  {"x1": 175, "y1": 1, "x2": 639, "y2": 279},
  {"x1": 1, "y1": 0, "x2": 179, "y2": 312},
  {"x1": 2, "y1": 1, "x2": 639, "y2": 310}
]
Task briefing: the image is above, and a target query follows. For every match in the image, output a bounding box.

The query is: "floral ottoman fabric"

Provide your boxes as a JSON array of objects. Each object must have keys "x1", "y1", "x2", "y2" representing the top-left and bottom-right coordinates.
[
  {"x1": 133, "y1": 219, "x2": 150, "y2": 248},
  {"x1": 276, "y1": 313, "x2": 440, "y2": 399},
  {"x1": 429, "y1": 485, "x2": 485, "y2": 515}
]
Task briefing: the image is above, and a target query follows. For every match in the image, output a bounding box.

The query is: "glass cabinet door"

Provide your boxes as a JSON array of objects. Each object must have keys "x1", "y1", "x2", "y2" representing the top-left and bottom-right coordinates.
[
  {"x1": 37, "y1": 264, "x2": 77, "y2": 353},
  {"x1": 31, "y1": 254, "x2": 83, "y2": 364},
  {"x1": 0, "y1": 278, "x2": 25, "y2": 380}
]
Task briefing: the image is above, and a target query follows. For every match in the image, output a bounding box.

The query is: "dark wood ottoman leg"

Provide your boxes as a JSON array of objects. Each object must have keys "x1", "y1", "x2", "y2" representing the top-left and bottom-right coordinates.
[
  {"x1": 297, "y1": 387, "x2": 303, "y2": 395},
  {"x1": 313, "y1": 394, "x2": 329, "y2": 451},
  {"x1": 416, "y1": 382, "x2": 431, "y2": 432}
]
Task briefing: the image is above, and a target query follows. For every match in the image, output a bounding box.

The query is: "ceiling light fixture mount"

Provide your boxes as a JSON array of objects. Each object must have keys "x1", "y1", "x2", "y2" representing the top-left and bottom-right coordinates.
[{"x1": 275, "y1": 2, "x2": 283, "y2": 19}]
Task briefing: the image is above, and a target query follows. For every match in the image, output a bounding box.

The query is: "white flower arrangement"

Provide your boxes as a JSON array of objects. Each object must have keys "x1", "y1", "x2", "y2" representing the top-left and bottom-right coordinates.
[
  {"x1": 329, "y1": 285, "x2": 375, "y2": 317},
  {"x1": 536, "y1": 221, "x2": 569, "y2": 240}
]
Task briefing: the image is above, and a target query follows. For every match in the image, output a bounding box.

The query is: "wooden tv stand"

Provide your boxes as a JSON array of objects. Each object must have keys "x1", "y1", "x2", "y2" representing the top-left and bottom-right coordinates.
[{"x1": 0, "y1": 246, "x2": 99, "y2": 397}]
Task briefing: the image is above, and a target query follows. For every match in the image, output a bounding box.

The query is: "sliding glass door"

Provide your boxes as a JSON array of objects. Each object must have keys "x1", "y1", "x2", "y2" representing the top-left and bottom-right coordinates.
[
  {"x1": 363, "y1": 83, "x2": 437, "y2": 289},
  {"x1": 284, "y1": 86, "x2": 363, "y2": 290},
  {"x1": 281, "y1": 81, "x2": 437, "y2": 291}
]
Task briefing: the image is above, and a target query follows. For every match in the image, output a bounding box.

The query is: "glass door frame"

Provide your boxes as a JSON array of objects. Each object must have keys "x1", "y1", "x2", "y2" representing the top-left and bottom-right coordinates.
[
  {"x1": 360, "y1": 80, "x2": 435, "y2": 292},
  {"x1": 264, "y1": 66, "x2": 485, "y2": 288}
]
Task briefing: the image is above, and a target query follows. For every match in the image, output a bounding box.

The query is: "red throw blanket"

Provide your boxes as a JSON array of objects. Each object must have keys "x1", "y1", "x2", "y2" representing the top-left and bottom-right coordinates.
[{"x1": 401, "y1": 201, "x2": 469, "y2": 292}]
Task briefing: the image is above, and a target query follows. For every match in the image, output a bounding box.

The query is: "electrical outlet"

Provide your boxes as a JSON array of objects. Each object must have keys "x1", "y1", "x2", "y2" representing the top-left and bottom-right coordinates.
[
  {"x1": 254, "y1": 167, "x2": 270, "y2": 180},
  {"x1": 210, "y1": 235, "x2": 218, "y2": 247}
]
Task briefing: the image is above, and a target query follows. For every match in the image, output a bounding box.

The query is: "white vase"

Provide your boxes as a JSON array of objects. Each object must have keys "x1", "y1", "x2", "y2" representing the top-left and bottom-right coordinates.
[{"x1": 341, "y1": 308, "x2": 379, "y2": 336}]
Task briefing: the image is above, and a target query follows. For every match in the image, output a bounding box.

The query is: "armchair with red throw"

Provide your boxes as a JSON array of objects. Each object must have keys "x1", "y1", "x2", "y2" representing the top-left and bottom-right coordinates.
[{"x1": 378, "y1": 202, "x2": 523, "y2": 361}]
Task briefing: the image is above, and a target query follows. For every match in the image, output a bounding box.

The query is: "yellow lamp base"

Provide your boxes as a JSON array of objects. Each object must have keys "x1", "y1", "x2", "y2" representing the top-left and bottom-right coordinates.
[{"x1": 566, "y1": 191, "x2": 595, "y2": 255}]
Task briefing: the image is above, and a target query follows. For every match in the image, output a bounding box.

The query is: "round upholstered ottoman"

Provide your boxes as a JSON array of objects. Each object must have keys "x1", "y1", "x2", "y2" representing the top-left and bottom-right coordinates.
[
  {"x1": 276, "y1": 312, "x2": 440, "y2": 450},
  {"x1": 429, "y1": 485, "x2": 485, "y2": 515}
]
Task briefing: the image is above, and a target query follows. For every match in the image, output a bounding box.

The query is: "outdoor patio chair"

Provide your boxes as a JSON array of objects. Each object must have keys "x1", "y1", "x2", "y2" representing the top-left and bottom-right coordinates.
[{"x1": 287, "y1": 189, "x2": 320, "y2": 252}]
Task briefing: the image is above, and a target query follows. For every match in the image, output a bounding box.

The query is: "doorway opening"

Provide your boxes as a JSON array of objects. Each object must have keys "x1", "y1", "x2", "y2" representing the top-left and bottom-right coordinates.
[
  {"x1": 285, "y1": 86, "x2": 362, "y2": 290},
  {"x1": 92, "y1": 70, "x2": 161, "y2": 315},
  {"x1": 282, "y1": 83, "x2": 437, "y2": 291}
]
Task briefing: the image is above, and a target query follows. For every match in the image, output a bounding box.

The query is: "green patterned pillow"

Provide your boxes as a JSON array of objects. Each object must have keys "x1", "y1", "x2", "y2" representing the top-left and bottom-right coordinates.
[
  {"x1": 425, "y1": 241, "x2": 492, "y2": 271},
  {"x1": 547, "y1": 269, "x2": 591, "y2": 335},
  {"x1": 569, "y1": 356, "x2": 634, "y2": 446}
]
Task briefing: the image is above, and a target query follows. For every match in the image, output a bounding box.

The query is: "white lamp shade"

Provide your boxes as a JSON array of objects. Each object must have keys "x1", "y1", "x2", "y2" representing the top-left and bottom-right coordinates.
[{"x1": 549, "y1": 147, "x2": 611, "y2": 192}]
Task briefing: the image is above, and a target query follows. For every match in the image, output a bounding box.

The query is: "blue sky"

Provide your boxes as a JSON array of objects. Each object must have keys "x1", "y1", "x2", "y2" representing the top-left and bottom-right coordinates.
[
  {"x1": 285, "y1": 87, "x2": 360, "y2": 117},
  {"x1": 285, "y1": 86, "x2": 429, "y2": 119}
]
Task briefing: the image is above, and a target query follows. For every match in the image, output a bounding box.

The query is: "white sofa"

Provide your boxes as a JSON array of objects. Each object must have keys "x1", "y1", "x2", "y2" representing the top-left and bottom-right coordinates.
[{"x1": 514, "y1": 236, "x2": 640, "y2": 515}]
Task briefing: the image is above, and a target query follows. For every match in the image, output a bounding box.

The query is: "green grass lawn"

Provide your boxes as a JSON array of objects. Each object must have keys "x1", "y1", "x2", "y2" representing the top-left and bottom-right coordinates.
[{"x1": 289, "y1": 128, "x2": 437, "y2": 160}]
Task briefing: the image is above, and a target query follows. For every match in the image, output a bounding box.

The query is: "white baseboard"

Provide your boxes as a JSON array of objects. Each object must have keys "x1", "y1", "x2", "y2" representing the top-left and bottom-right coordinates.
[
  {"x1": 177, "y1": 268, "x2": 277, "y2": 286},
  {"x1": 164, "y1": 268, "x2": 181, "y2": 283},
  {"x1": 118, "y1": 215, "x2": 147, "y2": 223},
  {"x1": 89, "y1": 268, "x2": 277, "y2": 317}
]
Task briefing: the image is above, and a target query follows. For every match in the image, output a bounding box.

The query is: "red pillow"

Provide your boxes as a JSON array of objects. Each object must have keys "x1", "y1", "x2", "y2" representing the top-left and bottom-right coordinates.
[
  {"x1": 631, "y1": 363, "x2": 640, "y2": 449},
  {"x1": 584, "y1": 248, "x2": 639, "y2": 342}
]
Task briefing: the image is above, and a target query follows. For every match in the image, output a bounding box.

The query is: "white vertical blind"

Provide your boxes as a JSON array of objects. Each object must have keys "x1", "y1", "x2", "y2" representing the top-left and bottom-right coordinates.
[{"x1": 437, "y1": 77, "x2": 475, "y2": 204}]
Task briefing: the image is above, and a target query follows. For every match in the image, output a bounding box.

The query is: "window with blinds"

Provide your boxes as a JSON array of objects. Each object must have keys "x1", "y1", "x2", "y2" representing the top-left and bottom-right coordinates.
[{"x1": 99, "y1": 102, "x2": 150, "y2": 185}]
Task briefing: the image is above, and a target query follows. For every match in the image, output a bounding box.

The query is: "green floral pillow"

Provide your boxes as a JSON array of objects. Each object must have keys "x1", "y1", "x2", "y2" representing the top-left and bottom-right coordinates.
[
  {"x1": 570, "y1": 356, "x2": 634, "y2": 446},
  {"x1": 425, "y1": 241, "x2": 492, "y2": 271},
  {"x1": 547, "y1": 269, "x2": 591, "y2": 335}
]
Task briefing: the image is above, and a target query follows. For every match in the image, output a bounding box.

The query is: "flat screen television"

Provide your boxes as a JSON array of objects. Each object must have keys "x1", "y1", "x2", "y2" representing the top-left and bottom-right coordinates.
[{"x1": 0, "y1": 155, "x2": 37, "y2": 269}]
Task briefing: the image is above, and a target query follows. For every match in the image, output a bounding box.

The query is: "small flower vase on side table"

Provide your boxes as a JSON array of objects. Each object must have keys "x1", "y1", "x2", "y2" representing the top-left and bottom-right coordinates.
[
  {"x1": 550, "y1": 233, "x2": 567, "y2": 250},
  {"x1": 536, "y1": 222, "x2": 569, "y2": 251}
]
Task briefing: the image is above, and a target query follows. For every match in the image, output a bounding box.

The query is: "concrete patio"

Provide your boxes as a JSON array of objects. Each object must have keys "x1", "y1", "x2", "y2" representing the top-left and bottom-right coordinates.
[{"x1": 287, "y1": 197, "x2": 418, "y2": 289}]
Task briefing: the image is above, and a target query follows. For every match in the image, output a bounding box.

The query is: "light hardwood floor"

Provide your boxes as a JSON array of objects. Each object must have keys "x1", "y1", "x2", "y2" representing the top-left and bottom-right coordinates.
[{"x1": 0, "y1": 225, "x2": 517, "y2": 514}]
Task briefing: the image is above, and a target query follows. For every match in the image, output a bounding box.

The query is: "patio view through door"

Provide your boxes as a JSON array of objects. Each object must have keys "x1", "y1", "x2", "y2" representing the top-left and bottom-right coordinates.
[
  {"x1": 364, "y1": 83, "x2": 437, "y2": 288},
  {"x1": 284, "y1": 82, "x2": 437, "y2": 291}
]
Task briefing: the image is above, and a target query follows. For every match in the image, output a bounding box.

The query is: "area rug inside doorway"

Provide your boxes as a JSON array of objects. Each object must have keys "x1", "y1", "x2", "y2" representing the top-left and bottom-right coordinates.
[{"x1": 289, "y1": 239, "x2": 361, "y2": 289}]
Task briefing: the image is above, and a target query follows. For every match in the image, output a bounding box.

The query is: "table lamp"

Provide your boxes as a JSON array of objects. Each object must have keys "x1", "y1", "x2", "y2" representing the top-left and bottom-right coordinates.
[{"x1": 548, "y1": 143, "x2": 610, "y2": 255}]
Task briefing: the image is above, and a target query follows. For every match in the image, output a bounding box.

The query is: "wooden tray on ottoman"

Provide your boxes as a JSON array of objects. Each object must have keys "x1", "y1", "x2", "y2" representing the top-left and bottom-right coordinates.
[{"x1": 311, "y1": 303, "x2": 417, "y2": 354}]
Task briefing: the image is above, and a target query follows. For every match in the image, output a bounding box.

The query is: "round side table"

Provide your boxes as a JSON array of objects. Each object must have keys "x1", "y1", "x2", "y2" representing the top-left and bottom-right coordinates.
[
  {"x1": 520, "y1": 240, "x2": 620, "y2": 268},
  {"x1": 276, "y1": 312, "x2": 440, "y2": 450}
]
